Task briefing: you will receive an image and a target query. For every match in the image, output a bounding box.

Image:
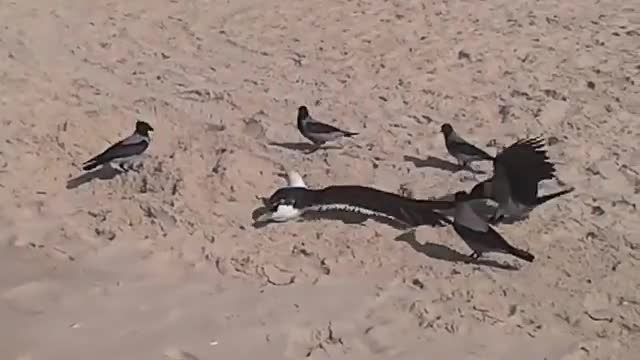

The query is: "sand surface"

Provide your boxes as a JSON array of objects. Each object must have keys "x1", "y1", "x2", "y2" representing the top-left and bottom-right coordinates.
[{"x1": 1, "y1": 0, "x2": 639, "y2": 359}]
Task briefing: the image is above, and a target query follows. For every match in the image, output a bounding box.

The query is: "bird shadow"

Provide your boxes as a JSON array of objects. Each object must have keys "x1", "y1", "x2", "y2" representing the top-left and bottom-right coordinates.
[
  {"x1": 268, "y1": 142, "x2": 341, "y2": 154},
  {"x1": 65, "y1": 166, "x2": 121, "y2": 189},
  {"x1": 394, "y1": 229, "x2": 519, "y2": 271},
  {"x1": 250, "y1": 204, "x2": 411, "y2": 231},
  {"x1": 404, "y1": 155, "x2": 486, "y2": 174}
]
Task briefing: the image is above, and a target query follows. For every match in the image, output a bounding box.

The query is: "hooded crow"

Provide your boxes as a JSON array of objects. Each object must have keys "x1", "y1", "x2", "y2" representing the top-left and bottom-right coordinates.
[
  {"x1": 468, "y1": 136, "x2": 573, "y2": 223},
  {"x1": 297, "y1": 106, "x2": 358, "y2": 150},
  {"x1": 82, "y1": 120, "x2": 154, "y2": 172},
  {"x1": 452, "y1": 191, "x2": 535, "y2": 263},
  {"x1": 440, "y1": 123, "x2": 494, "y2": 170}
]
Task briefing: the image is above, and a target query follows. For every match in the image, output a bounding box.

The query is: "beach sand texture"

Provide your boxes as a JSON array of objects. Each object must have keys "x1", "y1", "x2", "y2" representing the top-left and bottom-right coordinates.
[{"x1": 1, "y1": 0, "x2": 639, "y2": 359}]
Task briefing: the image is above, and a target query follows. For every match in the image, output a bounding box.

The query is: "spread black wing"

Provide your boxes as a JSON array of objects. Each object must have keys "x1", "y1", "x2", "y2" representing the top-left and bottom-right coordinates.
[
  {"x1": 494, "y1": 137, "x2": 556, "y2": 205},
  {"x1": 313, "y1": 185, "x2": 454, "y2": 227}
]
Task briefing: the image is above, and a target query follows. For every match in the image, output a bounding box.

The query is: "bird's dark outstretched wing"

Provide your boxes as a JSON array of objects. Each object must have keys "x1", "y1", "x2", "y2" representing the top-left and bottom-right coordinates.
[
  {"x1": 495, "y1": 137, "x2": 554, "y2": 179},
  {"x1": 494, "y1": 137, "x2": 556, "y2": 204},
  {"x1": 83, "y1": 134, "x2": 149, "y2": 170},
  {"x1": 314, "y1": 185, "x2": 453, "y2": 227}
]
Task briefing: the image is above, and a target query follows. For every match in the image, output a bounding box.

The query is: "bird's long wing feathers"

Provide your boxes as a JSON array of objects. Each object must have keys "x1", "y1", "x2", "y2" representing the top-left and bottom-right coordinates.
[
  {"x1": 83, "y1": 135, "x2": 149, "y2": 166},
  {"x1": 315, "y1": 185, "x2": 453, "y2": 227},
  {"x1": 448, "y1": 136, "x2": 493, "y2": 159},
  {"x1": 494, "y1": 137, "x2": 556, "y2": 204},
  {"x1": 305, "y1": 120, "x2": 346, "y2": 135}
]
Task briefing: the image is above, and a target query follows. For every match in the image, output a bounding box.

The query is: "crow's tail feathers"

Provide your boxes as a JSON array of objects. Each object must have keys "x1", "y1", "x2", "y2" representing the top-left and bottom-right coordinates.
[
  {"x1": 535, "y1": 187, "x2": 574, "y2": 206},
  {"x1": 508, "y1": 246, "x2": 535, "y2": 262}
]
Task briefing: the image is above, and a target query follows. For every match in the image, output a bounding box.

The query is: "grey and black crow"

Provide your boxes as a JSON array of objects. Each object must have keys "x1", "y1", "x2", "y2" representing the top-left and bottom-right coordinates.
[{"x1": 82, "y1": 120, "x2": 154, "y2": 172}]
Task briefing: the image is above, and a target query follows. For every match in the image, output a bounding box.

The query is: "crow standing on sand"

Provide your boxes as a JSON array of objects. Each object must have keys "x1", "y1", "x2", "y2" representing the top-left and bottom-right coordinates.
[
  {"x1": 297, "y1": 105, "x2": 358, "y2": 150},
  {"x1": 468, "y1": 136, "x2": 574, "y2": 223},
  {"x1": 452, "y1": 190, "x2": 535, "y2": 263},
  {"x1": 82, "y1": 120, "x2": 154, "y2": 172},
  {"x1": 440, "y1": 123, "x2": 494, "y2": 170}
]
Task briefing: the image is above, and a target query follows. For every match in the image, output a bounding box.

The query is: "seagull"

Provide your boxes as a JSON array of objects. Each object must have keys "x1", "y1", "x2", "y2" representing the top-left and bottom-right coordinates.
[
  {"x1": 297, "y1": 105, "x2": 358, "y2": 151},
  {"x1": 440, "y1": 123, "x2": 493, "y2": 170},
  {"x1": 468, "y1": 136, "x2": 574, "y2": 223},
  {"x1": 452, "y1": 190, "x2": 535, "y2": 263},
  {"x1": 81, "y1": 120, "x2": 154, "y2": 172},
  {"x1": 256, "y1": 170, "x2": 453, "y2": 227},
  {"x1": 256, "y1": 170, "x2": 309, "y2": 222}
]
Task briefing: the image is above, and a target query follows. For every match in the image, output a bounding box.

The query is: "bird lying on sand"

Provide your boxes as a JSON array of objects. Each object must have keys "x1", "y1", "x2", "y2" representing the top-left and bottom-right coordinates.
[{"x1": 256, "y1": 170, "x2": 453, "y2": 228}]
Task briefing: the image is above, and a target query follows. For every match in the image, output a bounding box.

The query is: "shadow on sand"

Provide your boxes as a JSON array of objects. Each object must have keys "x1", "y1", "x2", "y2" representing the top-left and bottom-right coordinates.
[
  {"x1": 404, "y1": 155, "x2": 487, "y2": 174},
  {"x1": 394, "y1": 229, "x2": 519, "y2": 271},
  {"x1": 268, "y1": 142, "x2": 341, "y2": 154},
  {"x1": 66, "y1": 166, "x2": 121, "y2": 189}
]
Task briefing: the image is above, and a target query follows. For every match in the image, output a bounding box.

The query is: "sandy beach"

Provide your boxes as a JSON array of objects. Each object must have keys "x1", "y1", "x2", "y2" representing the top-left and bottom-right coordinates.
[{"x1": 1, "y1": 0, "x2": 639, "y2": 358}]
